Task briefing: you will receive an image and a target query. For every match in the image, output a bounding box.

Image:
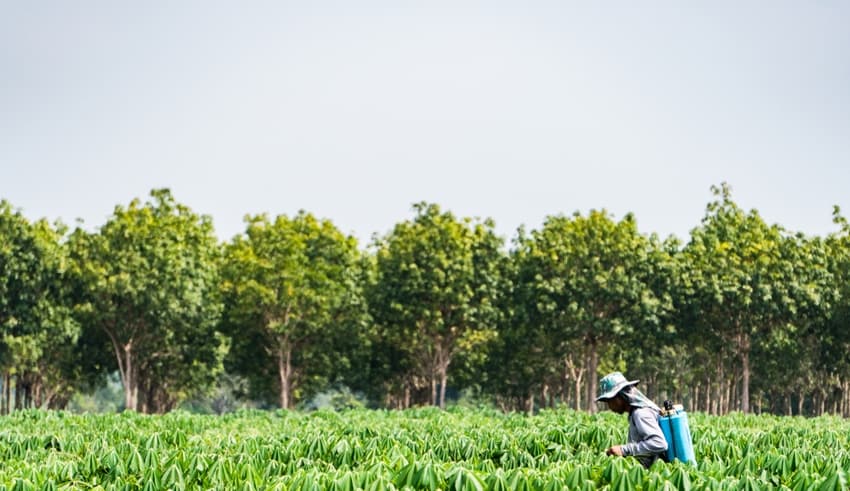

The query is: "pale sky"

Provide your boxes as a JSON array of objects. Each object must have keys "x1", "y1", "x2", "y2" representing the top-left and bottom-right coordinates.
[{"x1": 2, "y1": 2, "x2": 849, "y2": 246}]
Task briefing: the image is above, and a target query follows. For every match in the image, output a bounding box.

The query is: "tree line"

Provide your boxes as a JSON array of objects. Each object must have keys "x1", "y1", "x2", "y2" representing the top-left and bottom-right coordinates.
[{"x1": 1, "y1": 184, "x2": 849, "y2": 417}]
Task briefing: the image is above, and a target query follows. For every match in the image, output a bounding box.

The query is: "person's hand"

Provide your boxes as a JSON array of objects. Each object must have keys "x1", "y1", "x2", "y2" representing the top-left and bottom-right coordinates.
[{"x1": 606, "y1": 445, "x2": 624, "y2": 456}]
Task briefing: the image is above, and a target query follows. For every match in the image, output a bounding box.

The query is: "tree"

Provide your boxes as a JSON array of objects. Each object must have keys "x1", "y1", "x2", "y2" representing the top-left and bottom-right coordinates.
[
  {"x1": 681, "y1": 183, "x2": 833, "y2": 413},
  {"x1": 367, "y1": 203, "x2": 505, "y2": 409},
  {"x1": 0, "y1": 201, "x2": 80, "y2": 411},
  {"x1": 818, "y1": 208, "x2": 850, "y2": 416},
  {"x1": 513, "y1": 209, "x2": 671, "y2": 412},
  {"x1": 221, "y1": 211, "x2": 365, "y2": 409},
  {"x1": 483, "y1": 230, "x2": 567, "y2": 413},
  {"x1": 353, "y1": 252, "x2": 415, "y2": 409},
  {"x1": 67, "y1": 189, "x2": 224, "y2": 413}
]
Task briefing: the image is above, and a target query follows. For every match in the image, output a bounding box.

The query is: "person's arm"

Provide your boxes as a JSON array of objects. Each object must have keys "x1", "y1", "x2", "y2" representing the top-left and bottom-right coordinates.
[{"x1": 621, "y1": 409, "x2": 667, "y2": 457}]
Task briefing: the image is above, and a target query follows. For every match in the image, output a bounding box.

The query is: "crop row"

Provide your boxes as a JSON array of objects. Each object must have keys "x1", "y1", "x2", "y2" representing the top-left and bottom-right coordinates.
[{"x1": 0, "y1": 408, "x2": 847, "y2": 490}]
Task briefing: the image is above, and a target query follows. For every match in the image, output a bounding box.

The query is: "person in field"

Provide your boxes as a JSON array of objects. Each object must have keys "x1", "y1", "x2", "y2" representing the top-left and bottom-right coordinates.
[{"x1": 596, "y1": 371, "x2": 668, "y2": 468}]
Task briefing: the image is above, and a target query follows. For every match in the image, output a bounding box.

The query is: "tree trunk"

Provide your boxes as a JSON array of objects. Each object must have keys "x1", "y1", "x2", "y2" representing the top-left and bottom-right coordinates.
[
  {"x1": 738, "y1": 331, "x2": 751, "y2": 413},
  {"x1": 699, "y1": 380, "x2": 705, "y2": 413},
  {"x1": 574, "y1": 377, "x2": 583, "y2": 411},
  {"x1": 693, "y1": 384, "x2": 700, "y2": 413},
  {"x1": 4, "y1": 372, "x2": 10, "y2": 415},
  {"x1": 715, "y1": 358, "x2": 724, "y2": 414},
  {"x1": 843, "y1": 381, "x2": 849, "y2": 418},
  {"x1": 706, "y1": 379, "x2": 712, "y2": 414},
  {"x1": 540, "y1": 384, "x2": 549, "y2": 411},
  {"x1": 33, "y1": 381, "x2": 42, "y2": 409},
  {"x1": 797, "y1": 391, "x2": 805, "y2": 416},
  {"x1": 108, "y1": 333, "x2": 138, "y2": 412},
  {"x1": 1, "y1": 372, "x2": 7, "y2": 415},
  {"x1": 585, "y1": 337, "x2": 598, "y2": 413},
  {"x1": 126, "y1": 351, "x2": 138, "y2": 411},
  {"x1": 564, "y1": 355, "x2": 585, "y2": 412},
  {"x1": 725, "y1": 376, "x2": 733, "y2": 414},
  {"x1": 715, "y1": 354, "x2": 724, "y2": 415},
  {"x1": 434, "y1": 343, "x2": 452, "y2": 409},
  {"x1": 14, "y1": 378, "x2": 21, "y2": 411},
  {"x1": 438, "y1": 367, "x2": 448, "y2": 410},
  {"x1": 729, "y1": 367, "x2": 741, "y2": 412},
  {"x1": 277, "y1": 344, "x2": 293, "y2": 409}
]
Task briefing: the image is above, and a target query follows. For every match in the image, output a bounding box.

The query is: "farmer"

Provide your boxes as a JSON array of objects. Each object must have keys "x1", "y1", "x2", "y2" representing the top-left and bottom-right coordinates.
[{"x1": 596, "y1": 371, "x2": 668, "y2": 468}]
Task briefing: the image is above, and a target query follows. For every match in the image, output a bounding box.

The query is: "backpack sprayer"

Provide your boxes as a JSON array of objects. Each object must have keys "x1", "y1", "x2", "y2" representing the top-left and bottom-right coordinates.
[{"x1": 658, "y1": 400, "x2": 697, "y2": 465}]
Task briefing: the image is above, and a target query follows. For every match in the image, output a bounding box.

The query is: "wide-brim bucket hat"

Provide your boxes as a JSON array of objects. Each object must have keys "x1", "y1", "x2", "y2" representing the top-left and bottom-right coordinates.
[{"x1": 596, "y1": 372, "x2": 639, "y2": 401}]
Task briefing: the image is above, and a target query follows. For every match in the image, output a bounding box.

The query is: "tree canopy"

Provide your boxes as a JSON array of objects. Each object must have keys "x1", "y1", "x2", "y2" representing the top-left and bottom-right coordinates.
[
  {"x1": 66, "y1": 189, "x2": 224, "y2": 413},
  {"x1": 2, "y1": 184, "x2": 849, "y2": 416},
  {"x1": 221, "y1": 211, "x2": 365, "y2": 409},
  {"x1": 367, "y1": 203, "x2": 505, "y2": 409}
]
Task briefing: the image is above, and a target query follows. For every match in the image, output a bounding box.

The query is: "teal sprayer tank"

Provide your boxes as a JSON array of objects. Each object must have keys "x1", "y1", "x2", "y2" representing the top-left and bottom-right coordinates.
[{"x1": 658, "y1": 400, "x2": 696, "y2": 465}]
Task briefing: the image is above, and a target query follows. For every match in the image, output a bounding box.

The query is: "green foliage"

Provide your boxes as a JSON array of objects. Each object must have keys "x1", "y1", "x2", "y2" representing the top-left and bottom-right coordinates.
[
  {"x1": 510, "y1": 209, "x2": 672, "y2": 411},
  {"x1": 221, "y1": 211, "x2": 366, "y2": 409},
  {"x1": 681, "y1": 183, "x2": 837, "y2": 412},
  {"x1": 0, "y1": 200, "x2": 80, "y2": 408},
  {"x1": 0, "y1": 409, "x2": 847, "y2": 489},
  {"x1": 367, "y1": 203, "x2": 506, "y2": 408},
  {"x1": 66, "y1": 189, "x2": 225, "y2": 413},
  {"x1": 822, "y1": 208, "x2": 850, "y2": 377},
  {"x1": 4, "y1": 186, "x2": 850, "y2": 416}
]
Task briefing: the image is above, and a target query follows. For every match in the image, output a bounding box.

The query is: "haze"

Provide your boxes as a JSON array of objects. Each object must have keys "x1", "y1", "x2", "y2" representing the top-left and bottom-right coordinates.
[{"x1": 2, "y1": 1, "x2": 848, "y2": 245}]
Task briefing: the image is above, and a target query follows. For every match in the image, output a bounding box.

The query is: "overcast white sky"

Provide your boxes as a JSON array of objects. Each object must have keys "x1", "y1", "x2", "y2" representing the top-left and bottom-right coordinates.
[{"x1": 2, "y1": 1, "x2": 848, "y2": 246}]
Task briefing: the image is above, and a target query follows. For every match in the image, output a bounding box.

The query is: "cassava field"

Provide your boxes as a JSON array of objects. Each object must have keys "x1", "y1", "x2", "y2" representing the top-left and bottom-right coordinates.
[{"x1": 0, "y1": 408, "x2": 848, "y2": 490}]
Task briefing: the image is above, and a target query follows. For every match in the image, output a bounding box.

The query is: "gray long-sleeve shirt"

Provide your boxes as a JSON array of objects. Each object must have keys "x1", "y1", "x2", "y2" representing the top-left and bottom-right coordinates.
[{"x1": 621, "y1": 407, "x2": 668, "y2": 468}]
